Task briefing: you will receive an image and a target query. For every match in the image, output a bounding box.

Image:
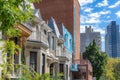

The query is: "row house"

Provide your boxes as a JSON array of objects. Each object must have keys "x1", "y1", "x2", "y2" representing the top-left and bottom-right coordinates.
[
  {"x1": 24, "y1": 9, "x2": 72, "y2": 80},
  {"x1": 0, "y1": 2, "x2": 34, "y2": 80},
  {"x1": 0, "y1": 23, "x2": 32, "y2": 79},
  {"x1": 0, "y1": 8, "x2": 76, "y2": 80},
  {"x1": 25, "y1": 9, "x2": 52, "y2": 74},
  {"x1": 48, "y1": 17, "x2": 73, "y2": 80}
]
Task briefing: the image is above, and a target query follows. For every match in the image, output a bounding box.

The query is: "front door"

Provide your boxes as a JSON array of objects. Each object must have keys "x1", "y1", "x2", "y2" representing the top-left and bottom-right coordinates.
[{"x1": 50, "y1": 63, "x2": 54, "y2": 77}]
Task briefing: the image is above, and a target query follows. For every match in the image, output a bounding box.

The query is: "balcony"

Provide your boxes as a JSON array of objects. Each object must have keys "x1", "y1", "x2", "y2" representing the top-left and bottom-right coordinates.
[
  {"x1": 58, "y1": 35, "x2": 64, "y2": 45},
  {"x1": 28, "y1": 31, "x2": 48, "y2": 48},
  {"x1": 61, "y1": 50, "x2": 72, "y2": 60},
  {"x1": 56, "y1": 48, "x2": 72, "y2": 61}
]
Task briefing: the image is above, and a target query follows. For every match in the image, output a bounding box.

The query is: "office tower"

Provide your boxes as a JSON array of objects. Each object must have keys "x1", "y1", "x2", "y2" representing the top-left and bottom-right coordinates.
[
  {"x1": 105, "y1": 21, "x2": 120, "y2": 57},
  {"x1": 34, "y1": 0, "x2": 80, "y2": 60},
  {"x1": 80, "y1": 26, "x2": 101, "y2": 53}
]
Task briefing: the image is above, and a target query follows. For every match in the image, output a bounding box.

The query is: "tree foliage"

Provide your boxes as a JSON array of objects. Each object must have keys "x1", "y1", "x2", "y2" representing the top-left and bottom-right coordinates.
[
  {"x1": 0, "y1": 0, "x2": 40, "y2": 37},
  {"x1": 83, "y1": 40, "x2": 108, "y2": 80},
  {"x1": 102, "y1": 58, "x2": 120, "y2": 80},
  {"x1": 0, "y1": 0, "x2": 41, "y2": 79},
  {"x1": 114, "y1": 61, "x2": 120, "y2": 80}
]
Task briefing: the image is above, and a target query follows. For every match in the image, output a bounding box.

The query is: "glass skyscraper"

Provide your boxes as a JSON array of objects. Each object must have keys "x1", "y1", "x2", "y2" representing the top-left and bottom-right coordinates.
[{"x1": 105, "y1": 21, "x2": 120, "y2": 58}]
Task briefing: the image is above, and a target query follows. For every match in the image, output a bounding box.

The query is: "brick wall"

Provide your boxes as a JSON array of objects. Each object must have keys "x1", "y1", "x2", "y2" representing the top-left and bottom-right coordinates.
[{"x1": 34, "y1": 0, "x2": 73, "y2": 34}]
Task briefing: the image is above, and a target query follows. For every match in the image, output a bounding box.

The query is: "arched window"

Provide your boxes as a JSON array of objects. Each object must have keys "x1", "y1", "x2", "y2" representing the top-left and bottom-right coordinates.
[{"x1": 44, "y1": 30, "x2": 47, "y2": 35}]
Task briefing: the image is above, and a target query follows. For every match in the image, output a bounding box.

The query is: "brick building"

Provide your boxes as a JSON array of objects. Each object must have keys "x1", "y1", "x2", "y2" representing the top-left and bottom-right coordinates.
[{"x1": 34, "y1": 0, "x2": 80, "y2": 60}]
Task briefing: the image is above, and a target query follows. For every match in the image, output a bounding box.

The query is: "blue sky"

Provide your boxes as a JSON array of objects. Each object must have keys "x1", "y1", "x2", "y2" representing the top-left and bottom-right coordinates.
[{"x1": 78, "y1": 0, "x2": 120, "y2": 51}]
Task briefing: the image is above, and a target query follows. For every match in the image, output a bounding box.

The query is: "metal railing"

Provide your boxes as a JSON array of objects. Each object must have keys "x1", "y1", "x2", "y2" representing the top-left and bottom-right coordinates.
[
  {"x1": 55, "y1": 47, "x2": 72, "y2": 60},
  {"x1": 6, "y1": 64, "x2": 37, "y2": 79},
  {"x1": 6, "y1": 64, "x2": 21, "y2": 78}
]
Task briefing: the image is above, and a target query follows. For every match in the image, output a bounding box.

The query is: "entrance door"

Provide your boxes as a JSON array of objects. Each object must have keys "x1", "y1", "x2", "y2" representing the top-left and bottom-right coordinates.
[
  {"x1": 30, "y1": 52, "x2": 37, "y2": 72},
  {"x1": 50, "y1": 63, "x2": 54, "y2": 77},
  {"x1": 59, "y1": 64, "x2": 64, "y2": 79},
  {"x1": 42, "y1": 54, "x2": 45, "y2": 74}
]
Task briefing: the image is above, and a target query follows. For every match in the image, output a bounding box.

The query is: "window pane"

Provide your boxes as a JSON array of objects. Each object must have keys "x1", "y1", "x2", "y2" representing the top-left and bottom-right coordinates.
[
  {"x1": 30, "y1": 52, "x2": 37, "y2": 72},
  {"x1": 42, "y1": 54, "x2": 45, "y2": 74}
]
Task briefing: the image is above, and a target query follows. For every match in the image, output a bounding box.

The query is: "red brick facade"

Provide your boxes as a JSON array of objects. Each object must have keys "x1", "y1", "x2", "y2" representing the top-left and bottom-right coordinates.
[
  {"x1": 73, "y1": 59, "x2": 93, "y2": 80},
  {"x1": 74, "y1": 0, "x2": 80, "y2": 60},
  {"x1": 34, "y1": 0, "x2": 80, "y2": 60}
]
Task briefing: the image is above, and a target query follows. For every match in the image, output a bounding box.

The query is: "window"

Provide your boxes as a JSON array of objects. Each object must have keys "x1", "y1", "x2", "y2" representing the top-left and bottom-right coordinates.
[
  {"x1": 30, "y1": 52, "x2": 37, "y2": 72},
  {"x1": 14, "y1": 53, "x2": 19, "y2": 63},
  {"x1": 51, "y1": 36, "x2": 55, "y2": 50},
  {"x1": 64, "y1": 34, "x2": 68, "y2": 45},
  {"x1": 66, "y1": 65, "x2": 68, "y2": 80},
  {"x1": 7, "y1": 52, "x2": 12, "y2": 73},
  {"x1": 14, "y1": 37, "x2": 18, "y2": 44},
  {"x1": 69, "y1": 39, "x2": 72, "y2": 49},
  {"x1": 44, "y1": 30, "x2": 47, "y2": 35},
  {"x1": 48, "y1": 35, "x2": 50, "y2": 48},
  {"x1": 59, "y1": 64, "x2": 64, "y2": 73},
  {"x1": 42, "y1": 54, "x2": 45, "y2": 74},
  {"x1": 59, "y1": 64, "x2": 64, "y2": 79}
]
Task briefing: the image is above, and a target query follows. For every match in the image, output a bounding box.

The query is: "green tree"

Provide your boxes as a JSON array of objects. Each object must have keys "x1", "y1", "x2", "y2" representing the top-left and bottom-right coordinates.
[
  {"x1": 103, "y1": 58, "x2": 116, "y2": 80},
  {"x1": 83, "y1": 40, "x2": 108, "y2": 80},
  {"x1": 0, "y1": 0, "x2": 41, "y2": 79},
  {"x1": 113, "y1": 61, "x2": 120, "y2": 80},
  {"x1": 101, "y1": 58, "x2": 120, "y2": 80}
]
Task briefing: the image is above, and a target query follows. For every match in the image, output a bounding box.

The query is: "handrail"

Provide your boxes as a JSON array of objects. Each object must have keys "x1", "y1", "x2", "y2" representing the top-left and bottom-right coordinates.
[{"x1": 6, "y1": 64, "x2": 37, "y2": 78}]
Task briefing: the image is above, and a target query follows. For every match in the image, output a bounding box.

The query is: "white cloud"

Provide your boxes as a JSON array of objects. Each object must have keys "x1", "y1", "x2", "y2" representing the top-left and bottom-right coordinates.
[
  {"x1": 80, "y1": 25, "x2": 86, "y2": 33},
  {"x1": 94, "y1": 27, "x2": 105, "y2": 35},
  {"x1": 86, "y1": 17, "x2": 100, "y2": 24},
  {"x1": 107, "y1": 16, "x2": 110, "y2": 18},
  {"x1": 80, "y1": 25, "x2": 105, "y2": 35},
  {"x1": 81, "y1": 12, "x2": 101, "y2": 24},
  {"x1": 99, "y1": 11, "x2": 111, "y2": 15},
  {"x1": 81, "y1": 15, "x2": 100, "y2": 24},
  {"x1": 84, "y1": 7, "x2": 93, "y2": 12},
  {"x1": 78, "y1": 0, "x2": 94, "y2": 6},
  {"x1": 81, "y1": 10, "x2": 111, "y2": 24},
  {"x1": 102, "y1": 19, "x2": 112, "y2": 23},
  {"x1": 109, "y1": 1, "x2": 120, "y2": 8},
  {"x1": 115, "y1": 11, "x2": 120, "y2": 18},
  {"x1": 89, "y1": 12, "x2": 100, "y2": 18},
  {"x1": 96, "y1": 0, "x2": 108, "y2": 7},
  {"x1": 101, "y1": 36, "x2": 105, "y2": 42},
  {"x1": 81, "y1": 15, "x2": 87, "y2": 24}
]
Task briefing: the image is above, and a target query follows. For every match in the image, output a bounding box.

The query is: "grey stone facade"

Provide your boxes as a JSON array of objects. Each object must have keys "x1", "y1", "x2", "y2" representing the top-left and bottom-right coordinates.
[{"x1": 80, "y1": 26, "x2": 101, "y2": 53}]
